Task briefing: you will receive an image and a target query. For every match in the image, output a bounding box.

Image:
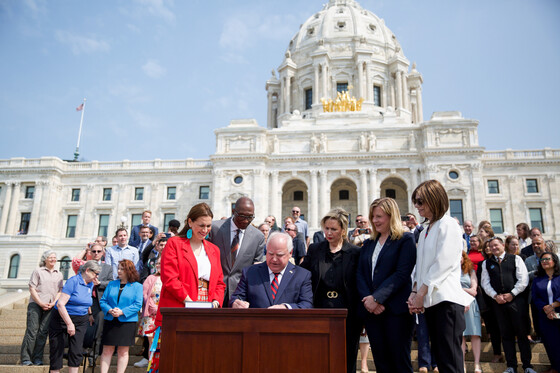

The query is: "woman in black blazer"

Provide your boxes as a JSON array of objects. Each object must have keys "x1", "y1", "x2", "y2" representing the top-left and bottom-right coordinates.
[
  {"x1": 301, "y1": 208, "x2": 361, "y2": 373},
  {"x1": 356, "y1": 198, "x2": 417, "y2": 373}
]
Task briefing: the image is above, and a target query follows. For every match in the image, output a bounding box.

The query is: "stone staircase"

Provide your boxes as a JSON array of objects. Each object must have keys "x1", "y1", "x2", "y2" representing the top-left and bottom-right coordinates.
[{"x1": 0, "y1": 295, "x2": 553, "y2": 372}]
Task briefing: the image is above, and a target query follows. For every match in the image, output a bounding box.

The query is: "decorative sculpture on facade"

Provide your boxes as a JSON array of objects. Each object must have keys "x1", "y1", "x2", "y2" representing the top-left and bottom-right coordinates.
[{"x1": 321, "y1": 90, "x2": 364, "y2": 112}]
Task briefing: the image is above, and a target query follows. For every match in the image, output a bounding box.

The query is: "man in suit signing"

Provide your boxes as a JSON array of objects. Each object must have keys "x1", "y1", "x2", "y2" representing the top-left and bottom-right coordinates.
[
  {"x1": 208, "y1": 197, "x2": 265, "y2": 304},
  {"x1": 230, "y1": 232, "x2": 313, "y2": 309}
]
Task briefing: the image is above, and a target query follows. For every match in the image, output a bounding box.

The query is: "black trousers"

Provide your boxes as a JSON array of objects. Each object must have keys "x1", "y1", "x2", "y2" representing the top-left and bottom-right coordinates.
[
  {"x1": 345, "y1": 313, "x2": 362, "y2": 373},
  {"x1": 425, "y1": 301, "x2": 465, "y2": 373},
  {"x1": 492, "y1": 297, "x2": 533, "y2": 370},
  {"x1": 364, "y1": 311, "x2": 414, "y2": 373},
  {"x1": 49, "y1": 311, "x2": 89, "y2": 370},
  {"x1": 20, "y1": 302, "x2": 53, "y2": 363}
]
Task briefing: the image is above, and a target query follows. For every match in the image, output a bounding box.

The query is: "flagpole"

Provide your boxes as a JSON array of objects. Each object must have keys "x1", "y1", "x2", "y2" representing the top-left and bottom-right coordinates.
[{"x1": 73, "y1": 98, "x2": 86, "y2": 161}]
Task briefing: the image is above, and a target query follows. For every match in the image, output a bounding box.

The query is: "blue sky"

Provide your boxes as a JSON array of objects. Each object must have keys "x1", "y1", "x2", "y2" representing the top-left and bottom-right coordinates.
[{"x1": 0, "y1": 0, "x2": 559, "y2": 162}]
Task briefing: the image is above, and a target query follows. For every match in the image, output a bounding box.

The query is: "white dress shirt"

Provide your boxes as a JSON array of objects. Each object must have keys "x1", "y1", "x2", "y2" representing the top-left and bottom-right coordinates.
[{"x1": 481, "y1": 253, "x2": 528, "y2": 298}]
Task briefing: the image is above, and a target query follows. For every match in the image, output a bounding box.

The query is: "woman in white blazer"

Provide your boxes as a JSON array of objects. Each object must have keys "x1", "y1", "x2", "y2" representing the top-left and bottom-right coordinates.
[{"x1": 407, "y1": 180, "x2": 473, "y2": 373}]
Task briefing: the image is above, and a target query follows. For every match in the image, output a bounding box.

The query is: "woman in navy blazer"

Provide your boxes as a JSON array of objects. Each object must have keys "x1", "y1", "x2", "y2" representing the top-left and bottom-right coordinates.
[
  {"x1": 99, "y1": 259, "x2": 143, "y2": 373},
  {"x1": 531, "y1": 252, "x2": 560, "y2": 373},
  {"x1": 356, "y1": 197, "x2": 416, "y2": 373}
]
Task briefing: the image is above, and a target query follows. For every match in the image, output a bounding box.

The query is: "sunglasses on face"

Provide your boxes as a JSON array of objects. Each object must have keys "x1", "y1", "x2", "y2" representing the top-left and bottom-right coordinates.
[
  {"x1": 91, "y1": 250, "x2": 103, "y2": 254},
  {"x1": 292, "y1": 210, "x2": 300, "y2": 214},
  {"x1": 284, "y1": 228, "x2": 295, "y2": 232},
  {"x1": 234, "y1": 212, "x2": 255, "y2": 221},
  {"x1": 412, "y1": 198, "x2": 424, "y2": 206}
]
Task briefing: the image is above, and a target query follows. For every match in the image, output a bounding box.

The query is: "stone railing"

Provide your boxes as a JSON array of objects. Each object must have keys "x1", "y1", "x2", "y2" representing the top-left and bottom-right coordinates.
[{"x1": 482, "y1": 148, "x2": 560, "y2": 161}]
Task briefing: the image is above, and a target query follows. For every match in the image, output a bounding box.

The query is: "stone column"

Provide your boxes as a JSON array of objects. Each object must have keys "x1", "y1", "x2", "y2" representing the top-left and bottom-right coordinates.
[
  {"x1": 313, "y1": 65, "x2": 320, "y2": 105},
  {"x1": 285, "y1": 77, "x2": 291, "y2": 114},
  {"x1": 390, "y1": 79, "x2": 395, "y2": 108},
  {"x1": 322, "y1": 64, "x2": 328, "y2": 99},
  {"x1": 279, "y1": 78, "x2": 285, "y2": 115},
  {"x1": 416, "y1": 86, "x2": 424, "y2": 122},
  {"x1": 403, "y1": 72, "x2": 410, "y2": 110},
  {"x1": 357, "y1": 62, "x2": 364, "y2": 99},
  {"x1": 319, "y1": 170, "x2": 328, "y2": 218},
  {"x1": 369, "y1": 169, "x2": 378, "y2": 201},
  {"x1": 395, "y1": 71, "x2": 403, "y2": 109},
  {"x1": 365, "y1": 62, "x2": 372, "y2": 102},
  {"x1": 270, "y1": 171, "x2": 280, "y2": 221},
  {"x1": 310, "y1": 170, "x2": 319, "y2": 229},
  {"x1": 6, "y1": 182, "x2": 21, "y2": 235},
  {"x1": 0, "y1": 182, "x2": 13, "y2": 234},
  {"x1": 359, "y1": 169, "x2": 369, "y2": 215},
  {"x1": 28, "y1": 181, "x2": 44, "y2": 235},
  {"x1": 545, "y1": 174, "x2": 558, "y2": 239},
  {"x1": 267, "y1": 91, "x2": 273, "y2": 129}
]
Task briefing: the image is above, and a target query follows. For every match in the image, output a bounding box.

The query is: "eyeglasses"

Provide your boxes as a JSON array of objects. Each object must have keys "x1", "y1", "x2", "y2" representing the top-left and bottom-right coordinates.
[
  {"x1": 89, "y1": 270, "x2": 100, "y2": 276},
  {"x1": 284, "y1": 228, "x2": 295, "y2": 232},
  {"x1": 412, "y1": 198, "x2": 424, "y2": 206},
  {"x1": 292, "y1": 210, "x2": 300, "y2": 214},
  {"x1": 541, "y1": 257, "x2": 553, "y2": 262},
  {"x1": 234, "y1": 212, "x2": 255, "y2": 221},
  {"x1": 91, "y1": 250, "x2": 102, "y2": 254}
]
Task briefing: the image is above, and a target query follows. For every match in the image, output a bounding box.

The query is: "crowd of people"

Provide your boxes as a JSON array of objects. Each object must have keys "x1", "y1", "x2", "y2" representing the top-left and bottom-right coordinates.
[{"x1": 19, "y1": 181, "x2": 560, "y2": 373}]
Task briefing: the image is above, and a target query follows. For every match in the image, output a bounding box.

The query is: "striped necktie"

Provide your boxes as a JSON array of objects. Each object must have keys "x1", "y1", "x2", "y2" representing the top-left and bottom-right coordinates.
[
  {"x1": 231, "y1": 229, "x2": 240, "y2": 266},
  {"x1": 271, "y1": 272, "x2": 280, "y2": 300}
]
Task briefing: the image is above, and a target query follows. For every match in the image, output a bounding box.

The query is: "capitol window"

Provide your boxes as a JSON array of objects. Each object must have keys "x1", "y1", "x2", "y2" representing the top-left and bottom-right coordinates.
[
  {"x1": 489, "y1": 209, "x2": 504, "y2": 234},
  {"x1": 66, "y1": 215, "x2": 77, "y2": 238},
  {"x1": 102, "y1": 188, "x2": 112, "y2": 201},
  {"x1": 25, "y1": 186, "x2": 35, "y2": 199},
  {"x1": 234, "y1": 176, "x2": 243, "y2": 185},
  {"x1": 339, "y1": 190, "x2": 349, "y2": 200},
  {"x1": 71, "y1": 188, "x2": 80, "y2": 202},
  {"x1": 487, "y1": 180, "x2": 499, "y2": 194},
  {"x1": 526, "y1": 179, "x2": 539, "y2": 193},
  {"x1": 373, "y1": 85, "x2": 381, "y2": 106},
  {"x1": 294, "y1": 191, "x2": 304, "y2": 201},
  {"x1": 8, "y1": 254, "x2": 20, "y2": 279},
  {"x1": 305, "y1": 88, "x2": 313, "y2": 110},
  {"x1": 167, "y1": 186, "x2": 176, "y2": 200},
  {"x1": 529, "y1": 208, "x2": 544, "y2": 233},
  {"x1": 135, "y1": 187, "x2": 144, "y2": 200},
  {"x1": 337, "y1": 82, "x2": 348, "y2": 93},
  {"x1": 199, "y1": 186, "x2": 210, "y2": 199},
  {"x1": 19, "y1": 213, "x2": 30, "y2": 235},
  {"x1": 448, "y1": 170, "x2": 459, "y2": 180}
]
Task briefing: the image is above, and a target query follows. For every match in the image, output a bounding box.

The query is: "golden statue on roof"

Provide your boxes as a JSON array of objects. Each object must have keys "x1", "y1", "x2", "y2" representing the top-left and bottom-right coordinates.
[{"x1": 321, "y1": 87, "x2": 364, "y2": 112}]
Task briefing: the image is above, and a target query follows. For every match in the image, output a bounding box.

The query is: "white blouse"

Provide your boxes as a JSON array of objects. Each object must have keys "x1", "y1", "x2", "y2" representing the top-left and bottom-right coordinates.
[{"x1": 196, "y1": 244, "x2": 211, "y2": 281}]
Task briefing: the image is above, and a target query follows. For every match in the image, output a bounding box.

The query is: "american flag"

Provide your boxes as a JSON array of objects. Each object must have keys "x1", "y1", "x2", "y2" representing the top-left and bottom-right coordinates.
[{"x1": 76, "y1": 103, "x2": 84, "y2": 111}]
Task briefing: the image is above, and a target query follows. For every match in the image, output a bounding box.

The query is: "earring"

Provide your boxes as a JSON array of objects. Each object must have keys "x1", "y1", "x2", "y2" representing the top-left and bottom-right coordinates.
[{"x1": 186, "y1": 229, "x2": 193, "y2": 239}]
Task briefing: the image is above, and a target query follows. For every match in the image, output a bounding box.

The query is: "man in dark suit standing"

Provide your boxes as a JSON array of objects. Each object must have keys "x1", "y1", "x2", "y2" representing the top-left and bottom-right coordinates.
[
  {"x1": 230, "y1": 232, "x2": 313, "y2": 309},
  {"x1": 208, "y1": 197, "x2": 265, "y2": 304},
  {"x1": 128, "y1": 210, "x2": 158, "y2": 248}
]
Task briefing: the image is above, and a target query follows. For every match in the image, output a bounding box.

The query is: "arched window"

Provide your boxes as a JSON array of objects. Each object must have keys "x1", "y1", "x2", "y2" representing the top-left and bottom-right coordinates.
[
  {"x1": 8, "y1": 254, "x2": 20, "y2": 278},
  {"x1": 60, "y1": 256, "x2": 71, "y2": 280}
]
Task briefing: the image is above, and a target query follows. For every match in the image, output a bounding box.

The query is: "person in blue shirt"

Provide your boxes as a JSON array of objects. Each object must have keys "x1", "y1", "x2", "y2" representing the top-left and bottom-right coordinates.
[
  {"x1": 48, "y1": 260, "x2": 101, "y2": 373},
  {"x1": 105, "y1": 228, "x2": 140, "y2": 279},
  {"x1": 99, "y1": 259, "x2": 143, "y2": 373}
]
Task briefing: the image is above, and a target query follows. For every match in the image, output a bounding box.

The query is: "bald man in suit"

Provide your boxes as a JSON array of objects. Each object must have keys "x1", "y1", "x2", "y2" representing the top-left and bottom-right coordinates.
[
  {"x1": 208, "y1": 197, "x2": 265, "y2": 305},
  {"x1": 230, "y1": 232, "x2": 313, "y2": 309}
]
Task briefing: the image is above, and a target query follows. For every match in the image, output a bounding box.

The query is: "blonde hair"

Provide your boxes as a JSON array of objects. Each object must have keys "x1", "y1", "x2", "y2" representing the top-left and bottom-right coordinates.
[
  {"x1": 321, "y1": 208, "x2": 349, "y2": 240},
  {"x1": 369, "y1": 198, "x2": 404, "y2": 241}
]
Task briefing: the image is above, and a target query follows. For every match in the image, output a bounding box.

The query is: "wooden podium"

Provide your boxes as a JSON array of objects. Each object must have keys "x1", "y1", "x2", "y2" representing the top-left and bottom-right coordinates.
[{"x1": 159, "y1": 308, "x2": 347, "y2": 373}]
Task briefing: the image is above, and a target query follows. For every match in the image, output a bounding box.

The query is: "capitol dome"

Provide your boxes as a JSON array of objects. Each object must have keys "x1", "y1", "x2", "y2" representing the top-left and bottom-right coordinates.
[
  {"x1": 288, "y1": 0, "x2": 405, "y2": 65},
  {"x1": 265, "y1": 0, "x2": 424, "y2": 128}
]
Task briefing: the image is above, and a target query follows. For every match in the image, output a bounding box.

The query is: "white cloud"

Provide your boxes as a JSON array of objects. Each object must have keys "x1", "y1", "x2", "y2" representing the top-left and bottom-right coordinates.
[
  {"x1": 142, "y1": 60, "x2": 166, "y2": 78},
  {"x1": 108, "y1": 83, "x2": 149, "y2": 104},
  {"x1": 218, "y1": 11, "x2": 298, "y2": 63},
  {"x1": 55, "y1": 30, "x2": 110, "y2": 55},
  {"x1": 133, "y1": 0, "x2": 175, "y2": 23}
]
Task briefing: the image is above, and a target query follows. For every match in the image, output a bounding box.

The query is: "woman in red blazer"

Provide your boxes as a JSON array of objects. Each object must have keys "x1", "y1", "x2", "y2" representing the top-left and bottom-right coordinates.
[{"x1": 155, "y1": 203, "x2": 226, "y2": 328}]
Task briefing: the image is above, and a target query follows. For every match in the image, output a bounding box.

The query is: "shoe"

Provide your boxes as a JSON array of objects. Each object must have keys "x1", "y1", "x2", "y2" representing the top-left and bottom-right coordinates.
[
  {"x1": 419, "y1": 368, "x2": 428, "y2": 373},
  {"x1": 433, "y1": 368, "x2": 439, "y2": 372},
  {"x1": 88, "y1": 357, "x2": 94, "y2": 367},
  {"x1": 475, "y1": 363, "x2": 483, "y2": 373},
  {"x1": 492, "y1": 355, "x2": 505, "y2": 363},
  {"x1": 21, "y1": 360, "x2": 32, "y2": 366},
  {"x1": 524, "y1": 368, "x2": 537, "y2": 373},
  {"x1": 134, "y1": 358, "x2": 149, "y2": 368},
  {"x1": 33, "y1": 360, "x2": 43, "y2": 366},
  {"x1": 528, "y1": 338, "x2": 541, "y2": 344},
  {"x1": 503, "y1": 368, "x2": 516, "y2": 373}
]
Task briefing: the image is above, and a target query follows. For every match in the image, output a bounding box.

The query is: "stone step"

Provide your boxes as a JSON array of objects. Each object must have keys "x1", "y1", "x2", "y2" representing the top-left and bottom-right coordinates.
[
  {"x1": 13, "y1": 302, "x2": 27, "y2": 310},
  {"x1": 0, "y1": 328, "x2": 26, "y2": 336},
  {"x1": 0, "y1": 309, "x2": 28, "y2": 318},
  {"x1": 0, "y1": 320, "x2": 26, "y2": 328},
  {"x1": 0, "y1": 366, "x2": 148, "y2": 373},
  {"x1": 358, "y1": 361, "x2": 554, "y2": 373},
  {"x1": 0, "y1": 353, "x2": 149, "y2": 366}
]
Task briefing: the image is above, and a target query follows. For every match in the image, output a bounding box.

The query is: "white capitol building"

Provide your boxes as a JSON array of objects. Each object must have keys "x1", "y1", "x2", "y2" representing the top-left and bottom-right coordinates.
[{"x1": 1, "y1": 0, "x2": 559, "y2": 287}]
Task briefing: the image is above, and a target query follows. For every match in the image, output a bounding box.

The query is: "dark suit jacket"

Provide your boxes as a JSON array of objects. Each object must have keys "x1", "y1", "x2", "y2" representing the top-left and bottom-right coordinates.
[
  {"x1": 301, "y1": 240, "x2": 360, "y2": 313},
  {"x1": 312, "y1": 230, "x2": 325, "y2": 244},
  {"x1": 128, "y1": 224, "x2": 158, "y2": 248},
  {"x1": 413, "y1": 225, "x2": 424, "y2": 243},
  {"x1": 356, "y1": 232, "x2": 417, "y2": 315},
  {"x1": 229, "y1": 262, "x2": 313, "y2": 309},
  {"x1": 208, "y1": 217, "x2": 265, "y2": 300},
  {"x1": 521, "y1": 244, "x2": 534, "y2": 259}
]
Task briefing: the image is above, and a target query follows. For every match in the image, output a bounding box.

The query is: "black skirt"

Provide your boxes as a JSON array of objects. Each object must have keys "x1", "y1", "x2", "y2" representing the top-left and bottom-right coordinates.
[{"x1": 101, "y1": 319, "x2": 137, "y2": 346}]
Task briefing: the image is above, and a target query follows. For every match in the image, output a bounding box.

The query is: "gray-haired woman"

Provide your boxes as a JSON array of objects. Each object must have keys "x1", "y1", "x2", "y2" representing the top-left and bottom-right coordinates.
[
  {"x1": 49, "y1": 260, "x2": 101, "y2": 373},
  {"x1": 20, "y1": 250, "x2": 63, "y2": 366}
]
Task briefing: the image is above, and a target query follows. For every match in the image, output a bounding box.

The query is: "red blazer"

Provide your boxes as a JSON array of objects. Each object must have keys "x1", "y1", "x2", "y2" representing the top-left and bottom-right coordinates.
[{"x1": 155, "y1": 236, "x2": 225, "y2": 326}]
